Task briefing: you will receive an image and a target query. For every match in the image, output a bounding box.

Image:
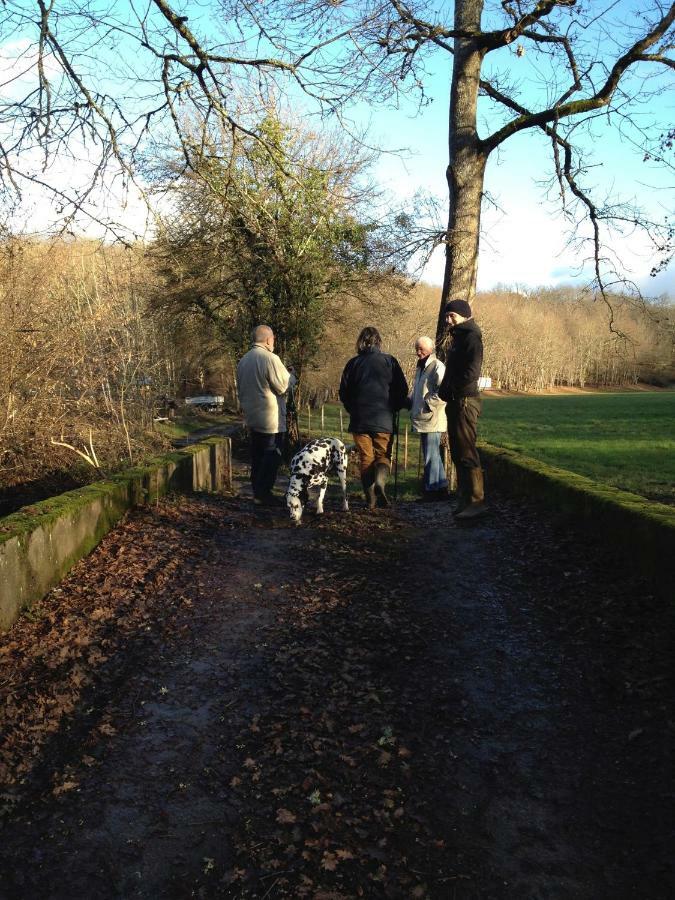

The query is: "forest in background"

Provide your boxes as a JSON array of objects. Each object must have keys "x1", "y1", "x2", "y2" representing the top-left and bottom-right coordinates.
[{"x1": 1, "y1": 237, "x2": 673, "y2": 500}]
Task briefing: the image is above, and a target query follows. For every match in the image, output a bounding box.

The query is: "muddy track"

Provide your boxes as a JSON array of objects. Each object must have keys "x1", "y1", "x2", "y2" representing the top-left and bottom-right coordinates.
[{"x1": 0, "y1": 474, "x2": 672, "y2": 899}]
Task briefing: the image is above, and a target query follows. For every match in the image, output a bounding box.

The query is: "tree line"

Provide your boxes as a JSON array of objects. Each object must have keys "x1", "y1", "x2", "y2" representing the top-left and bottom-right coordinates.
[
  {"x1": 3, "y1": 1, "x2": 674, "y2": 335},
  {"x1": 1, "y1": 235, "x2": 673, "y2": 505}
]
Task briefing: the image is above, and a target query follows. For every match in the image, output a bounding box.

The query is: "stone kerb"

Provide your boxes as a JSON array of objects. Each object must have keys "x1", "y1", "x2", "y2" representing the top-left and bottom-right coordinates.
[
  {"x1": 0, "y1": 437, "x2": 231, "y2": 631},
  {"x1": 480, "y1": 443, "x2": 675, "y2": 589}
]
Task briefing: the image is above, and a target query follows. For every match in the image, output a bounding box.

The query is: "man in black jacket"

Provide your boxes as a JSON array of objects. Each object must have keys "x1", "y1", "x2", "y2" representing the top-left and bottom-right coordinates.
[
  {"x1": 438, "y1": 300, "x2": 488, "y2": 519},
  {"x1": 339, "y1": 326, "x2": 408, "y2": 509}
]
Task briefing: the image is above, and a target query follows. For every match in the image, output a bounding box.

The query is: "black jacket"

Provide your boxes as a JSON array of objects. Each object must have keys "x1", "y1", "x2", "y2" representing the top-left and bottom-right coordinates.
[
  {"x1": 438, "y1": 319, "x2": 483, "y2": 401},
  {"x1": 339, "y1": 348, "x2": 409, "y2": 433}
]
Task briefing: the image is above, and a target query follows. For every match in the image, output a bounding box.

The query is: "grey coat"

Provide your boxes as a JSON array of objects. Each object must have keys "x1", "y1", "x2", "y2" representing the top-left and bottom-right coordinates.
[{"x1": 409, "y1": 354, "x2": 447, "y2": 433}]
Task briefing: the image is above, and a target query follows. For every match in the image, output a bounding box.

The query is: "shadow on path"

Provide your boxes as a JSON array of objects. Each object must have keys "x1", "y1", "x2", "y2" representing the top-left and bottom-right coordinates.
[{"x1": 0, "y1": 481, "x2": 672, "y2": 898}]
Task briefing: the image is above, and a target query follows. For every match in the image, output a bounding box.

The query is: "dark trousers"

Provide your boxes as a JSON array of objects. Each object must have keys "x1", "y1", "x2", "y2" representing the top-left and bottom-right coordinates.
[
  {"x1": 250, "y1": 431, "x2": 283, "y2": 498},
  {"x1": 447, "y1": 396, "x2": 482, "y2": 470}
]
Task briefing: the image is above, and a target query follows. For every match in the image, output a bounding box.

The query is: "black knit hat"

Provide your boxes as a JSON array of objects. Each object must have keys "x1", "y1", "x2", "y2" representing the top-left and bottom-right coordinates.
[{"x1": 444, "y1": 299, "x2": 472, "y2": 318}]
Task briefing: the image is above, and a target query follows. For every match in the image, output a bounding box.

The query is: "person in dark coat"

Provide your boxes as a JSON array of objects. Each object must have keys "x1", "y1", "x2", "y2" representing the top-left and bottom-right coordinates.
[
  {"x1": 339, "y1": 326, "x2": 408, "y2": 509},
  {"x1": 438, "y1": 299, "x2": 488, "y2": 519}
]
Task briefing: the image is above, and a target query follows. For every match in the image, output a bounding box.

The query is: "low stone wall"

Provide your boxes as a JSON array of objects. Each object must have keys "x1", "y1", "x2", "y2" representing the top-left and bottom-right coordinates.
[
  {"x1": 480, "y1": 443, "x2": 675, "y2": 590},
  {"x1": 0, "y1": 437, "x2": 232, "y2": 631}
]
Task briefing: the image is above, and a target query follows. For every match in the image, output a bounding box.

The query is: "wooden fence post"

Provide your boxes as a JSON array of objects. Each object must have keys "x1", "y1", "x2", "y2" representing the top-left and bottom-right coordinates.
[
  {"x1": 321, "y1": 404, "x2": 325, "y2": 432},
  {"x1": 403, "y1": 426, "x2": 408, "y2": 472}
]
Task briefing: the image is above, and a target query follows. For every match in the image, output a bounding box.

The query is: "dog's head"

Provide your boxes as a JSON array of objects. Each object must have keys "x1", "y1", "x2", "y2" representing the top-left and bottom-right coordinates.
[{"x1": 285, "y1": 483, "x2": 308, "y2": 525}]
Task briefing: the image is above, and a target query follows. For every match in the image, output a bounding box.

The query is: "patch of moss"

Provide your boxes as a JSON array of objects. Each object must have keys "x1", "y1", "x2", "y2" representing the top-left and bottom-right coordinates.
[
  {"x1": 0, "y1": 481, "x2": 129, "y2": 546},
  {"x1": 480, "y1": 442, "x2": 675, "y2": 527},
  {"x1": 481, "y1": 442, "x2": 675, "y2": 587}
]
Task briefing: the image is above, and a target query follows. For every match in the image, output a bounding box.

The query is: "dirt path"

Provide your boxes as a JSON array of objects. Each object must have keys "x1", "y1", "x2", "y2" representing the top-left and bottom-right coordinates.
[{"x1": 0, "y1": 473, "x2": 672, "y2": 899}]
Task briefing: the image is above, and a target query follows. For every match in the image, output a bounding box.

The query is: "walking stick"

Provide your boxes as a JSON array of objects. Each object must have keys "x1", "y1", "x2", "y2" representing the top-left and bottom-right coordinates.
[
  {"x1": 287, "y1": 382, "x2": 301, "y2": 453},
  {"x1": 393, "y1": 410, "x2": 400, "y2": 503}
]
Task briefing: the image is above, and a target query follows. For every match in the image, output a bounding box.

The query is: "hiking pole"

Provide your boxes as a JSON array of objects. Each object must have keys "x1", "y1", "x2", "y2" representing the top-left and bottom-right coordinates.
[
  {"x1": 393, "y1": 410, "x2": 400, "y2": 503},
  {"x1": 287, "y1": 382, "x2": 301, "y2": 453}
]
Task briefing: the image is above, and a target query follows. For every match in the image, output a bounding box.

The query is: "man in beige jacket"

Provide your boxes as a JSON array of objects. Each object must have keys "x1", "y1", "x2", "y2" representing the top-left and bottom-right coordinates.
[
  {"x1": 408, "y1": 335, "x2": 448, "y2": 501},
  {"x1": 237, "y1": 325, "x2": 291, "y2": 506}
]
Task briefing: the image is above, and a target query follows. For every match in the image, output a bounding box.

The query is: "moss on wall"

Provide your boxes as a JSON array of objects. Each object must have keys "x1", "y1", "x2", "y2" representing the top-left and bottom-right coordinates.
[
  {"x1": 0, "y1": 438, "x2": 231, "y2": 631},
  {"x1": 480, "y1": 442, "x2": 675, "y2": 589}
]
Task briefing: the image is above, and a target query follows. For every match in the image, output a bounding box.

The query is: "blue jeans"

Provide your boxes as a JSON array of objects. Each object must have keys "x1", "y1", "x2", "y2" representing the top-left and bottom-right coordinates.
[
  {"x1": 250, "y1": 431, "x2": 283, "y2": 498},
  {"x1": 420, "y1": 432, "x2": 448, "y2": 491}
]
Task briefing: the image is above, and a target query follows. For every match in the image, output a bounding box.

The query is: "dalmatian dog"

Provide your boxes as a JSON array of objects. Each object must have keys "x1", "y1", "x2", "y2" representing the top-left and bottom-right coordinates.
[{"x1": 286, "y1": 437, "x2": 349, "y2": 524}]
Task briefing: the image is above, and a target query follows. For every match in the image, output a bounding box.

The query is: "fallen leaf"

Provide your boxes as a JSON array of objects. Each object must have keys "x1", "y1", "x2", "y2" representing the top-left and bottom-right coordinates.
[
  {"x1": 276, "y1": 808, "x2": 296, "y2": 824},
  {"x1": 53, "y1": 780, "x2": 78, "y2": 796},
  {"x1": 321, "y1": 851, "x2": 338, "y2": 871}
]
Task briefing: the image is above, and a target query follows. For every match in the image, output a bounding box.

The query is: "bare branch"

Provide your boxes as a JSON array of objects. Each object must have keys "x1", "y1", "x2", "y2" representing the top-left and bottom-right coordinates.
[{"x1": 485, "y1": 3, "x2": 675, "y2": 150}]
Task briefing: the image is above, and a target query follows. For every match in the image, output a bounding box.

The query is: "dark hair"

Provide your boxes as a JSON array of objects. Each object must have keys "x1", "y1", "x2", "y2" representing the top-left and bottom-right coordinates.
[{"x1": 356, "y1": 326, "x2": 382, "y2": 353}]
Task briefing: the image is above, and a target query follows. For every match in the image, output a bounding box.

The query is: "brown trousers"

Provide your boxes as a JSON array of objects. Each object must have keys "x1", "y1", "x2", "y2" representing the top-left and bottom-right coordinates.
[
  {"x1": 352, "y1": 432, "x2": 394, "y2": 475},
  {"x1": 447, "y1": 396, "x2": 482, "y2": 469}
]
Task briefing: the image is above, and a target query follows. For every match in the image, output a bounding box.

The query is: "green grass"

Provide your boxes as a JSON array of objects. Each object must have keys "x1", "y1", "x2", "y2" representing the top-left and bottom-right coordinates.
[
  {"x1": 480, "y1": 391, "x2": 675, "y2": 504},
  {"x1": 154, "y1": 412, "x2": 237, "y2": 441},
  {"x1": 295, "y1": 393, "x2": 675, "y2": 505}
]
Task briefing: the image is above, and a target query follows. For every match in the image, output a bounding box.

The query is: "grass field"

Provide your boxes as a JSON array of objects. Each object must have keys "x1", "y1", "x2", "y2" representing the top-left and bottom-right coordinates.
[
  {"x1": 295, "y1": 392, "x2": 675, "y2": 505},
  {"x1": 481, "y1": 392, "x2": 675, "y2": 504}
]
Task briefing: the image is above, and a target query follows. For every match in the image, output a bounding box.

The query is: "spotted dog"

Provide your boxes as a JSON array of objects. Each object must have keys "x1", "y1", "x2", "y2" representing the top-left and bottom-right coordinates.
[{"x1": 286, "y1": 437, "x2": 349, "y2": 524}]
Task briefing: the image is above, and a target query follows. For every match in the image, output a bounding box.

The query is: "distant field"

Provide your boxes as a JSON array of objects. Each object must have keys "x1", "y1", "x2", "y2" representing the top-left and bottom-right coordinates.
[
  {"x1": 297, "y1": 393, "x2": 675, "y2": 504},
  {"x1": 480, "y1": 391, "x2": 675, "y2": 504}
]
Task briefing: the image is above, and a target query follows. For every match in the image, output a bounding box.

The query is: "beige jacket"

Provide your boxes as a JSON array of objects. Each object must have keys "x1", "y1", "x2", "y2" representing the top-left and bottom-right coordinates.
[
  {"x1": 237, "y1": 343, "x2": 291, "y2": 433},
  {"x1": 409, "y1": 354, "x2": 447, "y2": 433}
]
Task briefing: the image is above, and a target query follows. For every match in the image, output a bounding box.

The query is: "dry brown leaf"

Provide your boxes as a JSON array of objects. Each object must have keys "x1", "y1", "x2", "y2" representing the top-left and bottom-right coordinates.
[
  {"x1": 276, "y1": 808, "x2": 296, "y2": 824},
  {"x1": 321, "y1": 851, "x2": 338, "y2": 871},
  {"x1": 90, "y1": 608, "x2": 111, "y2": 622},
  {"x1": 53, "y1": 780, "x2": 78, "y2": 796}
]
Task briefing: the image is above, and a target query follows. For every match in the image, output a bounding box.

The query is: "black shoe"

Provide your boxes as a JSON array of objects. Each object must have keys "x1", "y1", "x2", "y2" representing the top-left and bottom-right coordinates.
[
  {"x1": 254, "y1": 493, "x2": 285, "y2": 508},
  {"x1": 417, "y1": 488, "x2": 450, "y2": 503}
]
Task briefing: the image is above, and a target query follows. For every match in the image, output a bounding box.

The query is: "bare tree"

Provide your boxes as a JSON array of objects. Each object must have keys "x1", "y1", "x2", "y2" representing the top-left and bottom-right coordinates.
[
  {"x1": 244, "y1": 0, "x2": 675, "y2": 338},
  {"x1": 0, "y1": 0, "x2": 350, "y2": 237},
  {"x1": 3, "y1": 0, "x2": 673, "y2": 342}
]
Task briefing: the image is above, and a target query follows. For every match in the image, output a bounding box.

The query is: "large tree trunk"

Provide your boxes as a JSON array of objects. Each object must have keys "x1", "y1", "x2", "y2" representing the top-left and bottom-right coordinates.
[{"x1": 436, "y1": 0, "x2": 488, "y2": 344}]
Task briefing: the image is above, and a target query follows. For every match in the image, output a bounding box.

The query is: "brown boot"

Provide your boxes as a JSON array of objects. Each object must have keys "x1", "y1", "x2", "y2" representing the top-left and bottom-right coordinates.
[
  {"x1": 455, "y1": 468, "x2": 488, "y2": 520},
  {"x1": 374, "y1": 462, "x2": 390, "y2": 508},
  {"x1": 361, "y1": 471, "x2": 377, "y2": 510},
  {"x1": 452, "y1": 467, "x2": 471, "y2": 516}
]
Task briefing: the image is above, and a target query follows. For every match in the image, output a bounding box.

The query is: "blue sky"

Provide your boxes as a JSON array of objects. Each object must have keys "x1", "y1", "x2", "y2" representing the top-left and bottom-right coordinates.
[
  {"x1": 342, "y1": 15, "x2": 675, "y2": 299},
  {"x1": 3, "y1": 0, "x2": 673, "y2": 299}
]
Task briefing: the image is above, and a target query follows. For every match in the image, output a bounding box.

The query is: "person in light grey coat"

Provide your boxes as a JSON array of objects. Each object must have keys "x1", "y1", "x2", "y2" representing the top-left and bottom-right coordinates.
[
  {"x1": 408, "y1": 336, "x2": 448, "y2": 501},
  {"x1": 236, "y1": 325, "x2": 290, "y2": 505}
]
